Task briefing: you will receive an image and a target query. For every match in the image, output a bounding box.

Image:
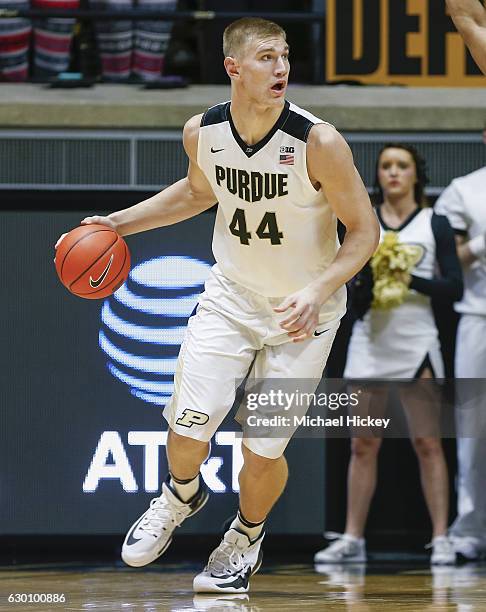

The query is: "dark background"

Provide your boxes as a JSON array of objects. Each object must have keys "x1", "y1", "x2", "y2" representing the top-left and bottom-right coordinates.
[
  {"x1": 0, "y1": 210, "x2": 325, "y2": 539},
  {"x1": 0, "y1": 200, "x2": 459, "y2": 553}
]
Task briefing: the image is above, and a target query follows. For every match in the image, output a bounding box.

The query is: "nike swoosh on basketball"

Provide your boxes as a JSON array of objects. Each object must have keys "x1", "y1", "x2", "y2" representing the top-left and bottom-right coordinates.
[
  {"x1": 89, "y1": 254, "x2": 114, "y2": 288},
  {"x1": 210, "y1": 147, "x2": 225, "y2": 153},
  {"x1": 314, "y1": 328, "x2": 330, "y2": 337}
]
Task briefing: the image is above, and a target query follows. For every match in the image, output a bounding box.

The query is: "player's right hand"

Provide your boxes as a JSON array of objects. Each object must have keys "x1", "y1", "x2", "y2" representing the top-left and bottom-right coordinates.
[
  {"x1": 81, "y1": 215, "x2": 116, "y2": 230},
  {"x1": 55, "y1": 216, "x2": 116, "y2": 253}
]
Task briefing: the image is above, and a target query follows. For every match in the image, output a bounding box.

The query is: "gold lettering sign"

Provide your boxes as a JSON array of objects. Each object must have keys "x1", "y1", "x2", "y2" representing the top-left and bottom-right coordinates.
[{"x1": 326, "y1": 0, "x2": 486, "y2": 86}]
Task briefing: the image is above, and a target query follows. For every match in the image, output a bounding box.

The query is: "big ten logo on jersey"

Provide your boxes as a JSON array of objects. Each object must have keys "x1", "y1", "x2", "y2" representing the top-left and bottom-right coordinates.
[
  {"x1": 83, "y1": 431, "x2": 243, "y2": 494},
  {"x1": 215, "y1": 165, "x2": 288, "y2": 203}
]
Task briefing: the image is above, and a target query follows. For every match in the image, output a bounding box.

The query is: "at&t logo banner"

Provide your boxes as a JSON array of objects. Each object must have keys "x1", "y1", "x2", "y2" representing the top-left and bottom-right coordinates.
[{"x1": 99, "y1": 255, "x2": 211, "y2": 406}]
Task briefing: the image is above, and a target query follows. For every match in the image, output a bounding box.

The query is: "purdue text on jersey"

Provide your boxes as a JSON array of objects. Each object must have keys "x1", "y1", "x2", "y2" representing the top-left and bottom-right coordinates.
[{"x1": 215, "y1": 166, "x2": 289, "y2": 203}]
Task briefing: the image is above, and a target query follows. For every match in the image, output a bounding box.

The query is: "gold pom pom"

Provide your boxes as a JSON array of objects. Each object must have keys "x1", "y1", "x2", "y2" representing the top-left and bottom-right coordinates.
[{"x1": 370, "y1": 231, "x2": 418, "y2": 309}]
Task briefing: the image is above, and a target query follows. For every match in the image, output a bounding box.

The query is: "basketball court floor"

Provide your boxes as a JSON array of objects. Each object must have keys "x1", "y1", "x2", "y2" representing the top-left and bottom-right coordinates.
[{"x1": 2, "y1": 560, "x2": 485, "y2": 611}]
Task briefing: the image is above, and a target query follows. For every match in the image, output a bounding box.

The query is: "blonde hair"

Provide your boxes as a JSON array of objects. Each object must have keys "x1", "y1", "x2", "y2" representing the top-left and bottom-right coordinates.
[{"x1": 223, "y1": 17, "x2": 287, "y2": 58}]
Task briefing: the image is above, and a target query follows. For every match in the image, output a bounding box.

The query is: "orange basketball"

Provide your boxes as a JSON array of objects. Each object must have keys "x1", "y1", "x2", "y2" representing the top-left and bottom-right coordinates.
[{"x1": 55, "y1": 224, "x2": 131, "y2": 299}]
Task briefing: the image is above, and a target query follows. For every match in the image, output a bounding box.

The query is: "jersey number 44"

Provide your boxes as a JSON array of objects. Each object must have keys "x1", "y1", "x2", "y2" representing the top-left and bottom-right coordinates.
[{"x1": 229, "y1": 209, "x2": 283, "y2": 245}]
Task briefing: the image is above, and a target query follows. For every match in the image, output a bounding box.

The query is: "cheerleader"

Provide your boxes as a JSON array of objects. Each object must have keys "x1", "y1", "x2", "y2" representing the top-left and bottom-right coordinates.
[{"x1": 315, "y1": 144, "x2": 463, "y2": 566}]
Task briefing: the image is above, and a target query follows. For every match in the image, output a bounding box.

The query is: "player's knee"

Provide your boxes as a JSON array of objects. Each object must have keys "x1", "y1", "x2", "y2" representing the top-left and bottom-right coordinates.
[
  {"x1": 168, "y1": 428, "x2": 209, "y2": 457},
  {"x1": 351, "y1": 437, "x2": 381, "y2": 458},
  {"x1": 242, "y1": 444, "x2": 284, "y2": 477},
  {"x1": 413, "y1": 437, "x2": 442, "y2": 459}
]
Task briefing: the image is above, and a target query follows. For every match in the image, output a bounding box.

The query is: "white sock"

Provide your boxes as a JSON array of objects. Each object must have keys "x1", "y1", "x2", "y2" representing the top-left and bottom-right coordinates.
[
  {"x1": 343, "y1": 533, "x2": 364, "y2": 543},
  {"x1": 170, "y1": 473, "x2": 200, "y2": 502},
  {"x1": 230, "y1": 510, "x2": 265, "y2": 541}
]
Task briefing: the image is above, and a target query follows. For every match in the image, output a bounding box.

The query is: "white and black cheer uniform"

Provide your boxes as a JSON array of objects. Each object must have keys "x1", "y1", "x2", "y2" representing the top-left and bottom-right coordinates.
[{"x1": 345, "y1": 206, "x2": 463, "y2": 379}]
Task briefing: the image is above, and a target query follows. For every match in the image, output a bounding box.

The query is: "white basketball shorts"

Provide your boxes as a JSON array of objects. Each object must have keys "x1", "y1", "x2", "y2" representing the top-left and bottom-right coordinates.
[{"x1": 163, "y1": 265, "x2": 339, "y2": 459}]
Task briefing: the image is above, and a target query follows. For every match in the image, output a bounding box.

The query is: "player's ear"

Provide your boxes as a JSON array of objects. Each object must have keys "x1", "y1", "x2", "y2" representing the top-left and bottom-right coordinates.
[{"x1": 224, "y1": 56, "x2": 240, "y2": 80}]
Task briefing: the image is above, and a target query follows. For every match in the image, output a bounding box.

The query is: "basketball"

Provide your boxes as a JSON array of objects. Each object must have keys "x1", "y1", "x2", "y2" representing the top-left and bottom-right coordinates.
[{"x1": 55, "y1": 224, "x2": 131, "y2": 299}]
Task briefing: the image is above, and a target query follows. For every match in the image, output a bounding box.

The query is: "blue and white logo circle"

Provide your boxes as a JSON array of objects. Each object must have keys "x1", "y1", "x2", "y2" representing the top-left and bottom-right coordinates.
[{"x1": 99, "y1": 255, "x2": 211, "y2": 406}]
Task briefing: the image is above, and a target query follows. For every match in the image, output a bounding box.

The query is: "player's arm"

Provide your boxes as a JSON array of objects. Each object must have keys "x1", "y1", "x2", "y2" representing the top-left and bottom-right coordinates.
[
  {"x1": 276, "y1": 125, "x2": 379, "y2": 341},
  {"x1": 308, "y1": 125, "x2": 379, "y2": 296},
  {"x1": 82, "y1": 114, "x2": 217, "y2": 237},
  {"x1": 446, "y1": 0, "x2": 486, "y2": 73}
]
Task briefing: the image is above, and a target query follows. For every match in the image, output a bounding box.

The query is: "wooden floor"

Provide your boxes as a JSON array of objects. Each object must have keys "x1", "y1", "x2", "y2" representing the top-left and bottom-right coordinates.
[{"x1": 1, "y1": 561, "x2": 485, "y2": 611}]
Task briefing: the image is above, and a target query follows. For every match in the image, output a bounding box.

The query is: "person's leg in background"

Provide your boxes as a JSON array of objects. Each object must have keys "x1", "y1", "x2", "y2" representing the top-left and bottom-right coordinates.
[
  {"x1": 450, "y1": 314, "x2": 486, "y2": 560},
  {"x1": 0, "y1": 0, "x2": 31, "y2": 81},
  {"x1": 400, "y1": 368, "x2": 454, "y2": 564},
  {"x1": 133, "y1": 0, "x2": 176, "y2": 81},
  {"x1": 314, "y1": 386, "x2": 387, "y2": 564},
  {"x1": 32, "y1": 0, "x2": 79, "y2": 77},
  {"x1": 89, "y1": 0, "x2": 133, "y2": 81}
]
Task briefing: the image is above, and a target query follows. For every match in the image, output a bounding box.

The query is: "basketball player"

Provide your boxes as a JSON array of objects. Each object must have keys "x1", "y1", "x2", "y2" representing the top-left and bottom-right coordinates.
[
  {"x1": 435, "y1": 168, "x2": 486, "y2": 561},
  {"x1": 446, "y1": 0, "x2": 486, "y2": 73},
  {"x1": 57, "y1": 18, "x2": 379, "y2": 593}
]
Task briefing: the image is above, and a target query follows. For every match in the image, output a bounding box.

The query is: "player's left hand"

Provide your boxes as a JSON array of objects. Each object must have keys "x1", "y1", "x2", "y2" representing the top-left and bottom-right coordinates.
[{"x1": 274, "y1": 287, "x2": 321, "y2": 342}]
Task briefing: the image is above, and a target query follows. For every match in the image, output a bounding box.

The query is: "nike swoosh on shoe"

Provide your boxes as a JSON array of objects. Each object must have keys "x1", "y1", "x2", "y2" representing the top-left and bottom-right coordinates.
[
  {"x1": 125, "y1": 515, "x2": 153, "y2": 546},
  {"x1": 214, "y1": 568, "x2": 251, "y2": 589}
]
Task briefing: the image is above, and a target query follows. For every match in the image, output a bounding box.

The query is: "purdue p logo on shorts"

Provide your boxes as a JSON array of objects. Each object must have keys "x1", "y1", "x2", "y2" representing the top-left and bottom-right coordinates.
[{"x1": 176, "y1": 409, "x2": 210, "y2": 428}]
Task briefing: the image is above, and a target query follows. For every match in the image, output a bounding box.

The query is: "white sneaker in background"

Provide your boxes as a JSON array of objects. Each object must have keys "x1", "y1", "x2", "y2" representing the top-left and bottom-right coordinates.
[
  {"x1": 314, "y1": 532, "x2": 367, "y2": 563},
  {"x1": 428, "y1": 535, "x2": 456, "y2": 565}
]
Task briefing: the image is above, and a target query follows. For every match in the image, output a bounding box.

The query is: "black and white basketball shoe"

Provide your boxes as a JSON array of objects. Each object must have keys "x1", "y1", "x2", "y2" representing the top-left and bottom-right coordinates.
[
  {"x1": 193, "y1": 528, "x2": 264, "y2": 593},
  {"x1": 121, "y1": 475, "x2": 209, "y2": 567}
]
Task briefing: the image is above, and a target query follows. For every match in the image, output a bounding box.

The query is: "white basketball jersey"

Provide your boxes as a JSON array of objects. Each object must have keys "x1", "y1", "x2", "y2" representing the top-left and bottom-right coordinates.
[
  {"x1": 197, "y1": 100, "x2": 346, "y2": 323},
  {"x1": 435, "y1": 167, "x2": 486, "y2": 316}
]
